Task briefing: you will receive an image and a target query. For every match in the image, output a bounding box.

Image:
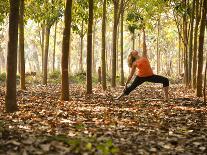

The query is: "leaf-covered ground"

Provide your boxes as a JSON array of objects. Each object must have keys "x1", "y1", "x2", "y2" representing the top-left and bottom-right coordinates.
[{"x1": 0, "y1": 84, "x2": 207, "y2": 155}]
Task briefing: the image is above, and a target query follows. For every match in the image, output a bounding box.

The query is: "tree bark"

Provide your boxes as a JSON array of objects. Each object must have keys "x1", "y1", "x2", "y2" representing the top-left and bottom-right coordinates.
[
  {"x1": 61, "y1": 0, "x2": 72, "y2": 101},
  {"x1": 19, "y1": 0, "x2": 26, "y2": 90},
  {"x1": 101, "y1": 0, "x2": 107, "y2": 90},
  {"x1": 192, "y1": 0, "x2": 201, "y2": 88},
  {"x1": 188, "y1": 0, "x2": 195, "y2": 87},
  {"x1": 41, "y1": 23, "x2": 45, "y2": 73},
  {"x1": 92, "y1": 20, "x2": 96, "y2": 74},
  {"x1": 86, "y1": 0, "x2": 93, "y2": 94},
  {"x1": 196, "y1": 0, "x2": 207, "y2": 97},
  {"x1": 142, "y1": 28, "x2": 147, "y2": 57},
  {"x1": 183, "y1": 0, "x2": 189, "y2": 86},
  {"x1": 43, "y1": 25, "x2": 50, "y2": 85},
  {"x1": 204, "y1": 59, "x2": 207, "y2": 103},
  {"x1": 5, "y1": 0, "x2": 20, "y2": 112},
  {"x1": 157, "y1": 18, "x2": 160, "y2": 74},
  {"x1": 79, "y1": 20, "x2": 84, "y2": 72},
  {"x1": 111, "y1": 0, "x2": 120, "y2": 87},
  {"x1": 53, "y1": 21, "x2": 57, "y2": 72},
  {"x1": 120, "y1": 3, "x2": 124, "y2": 86}
]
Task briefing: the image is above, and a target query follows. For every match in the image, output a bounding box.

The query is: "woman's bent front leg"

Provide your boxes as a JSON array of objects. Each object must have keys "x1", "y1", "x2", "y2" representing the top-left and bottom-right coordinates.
[{"x1": 124, "y1": 76, "x2": 144, "y2": 95}]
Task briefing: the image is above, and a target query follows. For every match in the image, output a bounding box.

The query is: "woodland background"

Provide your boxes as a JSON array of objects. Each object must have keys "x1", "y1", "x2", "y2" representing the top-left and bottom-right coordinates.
[{"x1": 0, "y1": 0, "x2": 207, "y2": 154}]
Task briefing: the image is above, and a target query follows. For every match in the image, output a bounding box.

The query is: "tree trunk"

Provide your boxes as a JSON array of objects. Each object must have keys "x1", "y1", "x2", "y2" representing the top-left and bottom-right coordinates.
[
  {"x1": 19, "y1": 0, "x2": 26, "y2": 90},
  {"x1": 204, "y1": 59, "x2": 207, "y2": 103},
  {"x1": 101, "y1": 0, "x2": 107, "y2": 90},
  {"x1": 196, "y1": 0, "x2": 207, "y2": 97},
  {"x1": 5, "y1": 0, "x2": 20, "y2": 113},
  {"x1": 120, "y1": 5, "x2": 124, "y2": 86},
  {"x1": 183, "y1": 0, "x2": 189, "y2": 86},
  {"x1": 53, "y1": 21, "x2": 57, "y2": 72},
  {"x1": 79, "y1": 20, "x2": 84, "y2": 72},
  {"x1": 86, "y1": 0, "x2": 93, "y2": 94},
  {"x1": 188, "y1": 0, "x2": 195, "y2": 88},
  {"x1": 92, "y1": 20, "x2": 96, "y2": 74},
  {"x1": 178, "y1": 31, "x2": 181, "y2": 75},
  {"x1": 111, "y1": 0, "x2": 119, "y2": 87},
  {"x1": 61, "y1": 0, "x2": 72, "y2": 101},
  {"x1": 192, "y1": 0, "x2": 201, "y2": 88},
  {"x1": 43, "y1": 25, "x2": 50, "y2": 85},
  {"x1": 132, "y1": 32, "x2": 135, "y2": 50},
  {"x1": 142, "y1": 28, "x2": 147, "y2": 57},
  {"x1": 157, "y1": 19, "x2": 160, "y2": 74},
  {"x1": 41, "y1": 23, "x2": 45, "y2": 73}
]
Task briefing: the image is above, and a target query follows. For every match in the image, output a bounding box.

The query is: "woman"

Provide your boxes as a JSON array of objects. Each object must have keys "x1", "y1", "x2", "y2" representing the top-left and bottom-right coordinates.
[{"x1": 116, "y1": 50, "x2": 169, "y2": 100}]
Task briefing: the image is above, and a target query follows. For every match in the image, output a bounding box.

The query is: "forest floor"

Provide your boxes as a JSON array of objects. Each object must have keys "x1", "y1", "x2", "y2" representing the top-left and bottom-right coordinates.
[{"x1": 0, "y1": 83, "x2": 207, "y2": 155}]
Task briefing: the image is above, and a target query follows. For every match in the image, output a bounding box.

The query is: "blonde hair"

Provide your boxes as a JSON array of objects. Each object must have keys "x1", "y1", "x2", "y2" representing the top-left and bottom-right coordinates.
[{"x1": 128, "y1": 52, "x2": 136, "y2": 68}]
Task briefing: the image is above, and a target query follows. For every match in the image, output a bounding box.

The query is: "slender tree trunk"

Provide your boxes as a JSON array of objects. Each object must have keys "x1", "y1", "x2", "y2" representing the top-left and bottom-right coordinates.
[
  {"x1": 61, "y1": 0, "x2": 72, "y2": 101},
  {"x1": 142, "y1": 28, "x2": 147, "y2": 57},
  {"x1": 196, "y1": 0, "x2": 207, "y2": 97},
  {"x1": 132, "y1": 32, "x2": 135, "y2": 50},
  {"x1": 101, "y1": 0, "x2": 107, "y2": 90},
  {"x1": 53, "y1": 21, "x2": 57, "y2": 72},
  {"x1": 183, "y1": 0, "x2": 189, "y2": 86},
  {"x1": 5, "y1": 0, "x2": 20, "y2": 112},
  {"x1": 204, "y1": 59, "x2": 207, "y2": 103},
  {"x1": 138, "y1": 33, "x2": 141, "y2": 49},
  {"x1": 188, "y1": 0, "x2": 195, "y2": 88},
  {"x1": 41, "y1": 23, "x2": 45, "y2": 73},
  {"x1": 178, "y1": 32, "x2": 181, "y2": 75},
  {"x1": 79, "y1": 20, "x2": 84, "y2": 72},
  {"x1": 120, "y1": 6, "x2": 124, "y2": 86},
  {"x1": 116, "y1": 24, "x2": 119, "y2": 74},
  {"x1": 68, "y1": 35, "x2": 72, "y2": 73},
  {"x1": 192, "y1": 0, "x2": 201, "y2": 88},
  {"x1": 19, "y1": 0, "x2": 26, "y2": 90},
  {"x1": 86, "y1": 0, "x2": 93, "y2": 94},
  {"x1": 43, "y1": 25, "x2": 50, "y2": 85},
  {"x1": 92, "y1": 20, "x2": 96, "y2": 74},
  {"x1": 111, "y1": 1, "x2": 119, "y2": 87},
  {"x1": 157, "y1": 19, "x2": 160, "y2": 74}
]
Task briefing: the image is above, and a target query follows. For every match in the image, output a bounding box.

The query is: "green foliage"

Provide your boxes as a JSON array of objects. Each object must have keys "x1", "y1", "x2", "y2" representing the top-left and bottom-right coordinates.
[
  {"x1": 47, "y1": 134, "x2": 119, "y2": 154},
  {"x1": 126, "y1": 10, "x2": 143, "y2": 34},
  {"x1": 0, "y1": 73, "x2": 6, "y2": 82},
  {"x1": 25, "y1": 0, "x2": 64, "y2": 26},
  {"x1": 70, "y1": 72, "x2": 86, "y2": 84},
  {"x1": 49, "y1": 70, "x2": 61, "y2": 79},
  {"x1": 0, "y1": 0, "x2": 9, "y2": 24}
]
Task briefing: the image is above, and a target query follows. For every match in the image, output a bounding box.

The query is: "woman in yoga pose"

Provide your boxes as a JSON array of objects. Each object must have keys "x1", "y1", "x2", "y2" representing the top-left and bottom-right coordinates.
[{"x1": 116, "y1": 50, "x2": 169, "y2": 100}]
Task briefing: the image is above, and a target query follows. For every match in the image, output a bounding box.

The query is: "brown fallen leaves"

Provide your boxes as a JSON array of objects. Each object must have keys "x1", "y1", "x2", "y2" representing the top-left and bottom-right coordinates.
[{"x1": 0, "y1": 83, "x2": 207, "y2": 155}]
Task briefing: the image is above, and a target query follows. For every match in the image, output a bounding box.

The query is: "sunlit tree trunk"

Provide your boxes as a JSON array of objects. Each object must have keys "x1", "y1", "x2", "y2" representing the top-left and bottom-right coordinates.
[
  {"x1": 120, "y1": 4, "x2": 124, "y2": 86},
  {"x1": 196, "y1": 0, "x2": 207, "y2": 97},
  {"x1": 43, "y1": 25, "x2": 50, "y2": 85},
  {"x1": 19, "y1": 0, "x2": 26, "y2": 90},
  {"x1": 5, "y1": 0, "x2": 20, "y2": 113},
  {"x1": 101, "y1": 0, "x2": 107, "y2": 90},
  {"x1": 142, "y1": 28, "x2": 147, "y2": 57},
  {"x1": 41, "y1": 23, "x2": 45, "y2": 73},
  {"x1": 192, "y1": 0, "x2": 201, "y2": 88},
  {"x1": 111, "y1": 0, "x2": 119, "y2": 87},
  {"x1": 92, "y1": 20, "x2": 96, "y2": 74},
  {"x1": 157, "y1": 18, "x2": 160, "y2": 74},
  {"x1": 188, "y1": 0, "x2": 195, "y2": 88},
  {"x1": 178, "y1": 32, "x2": 181, "y2": 75},
  {"x1": 61, "y1": 0, "x2": 72, "y2": 101},
  {"x1": 204, "y1": 59, "x2": 207, "y2": 103},
  {"x1": 53, "y1": 21, "x2": 57, "y2": 72},
  {"x1": 86, "y1": 0, "x2": 93, "y2": 94},
  {"x1": 79, "y1": 20, "x2": 84, "y2": 72},
  {"x1": 183, "y1": 0, "x2": 189, "y2": 86}
]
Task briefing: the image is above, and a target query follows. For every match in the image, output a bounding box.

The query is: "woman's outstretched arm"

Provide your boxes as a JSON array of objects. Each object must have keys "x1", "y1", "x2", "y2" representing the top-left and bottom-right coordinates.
[{"x1": 125, "y1": 63, "x2": 136, "y2": 88}]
